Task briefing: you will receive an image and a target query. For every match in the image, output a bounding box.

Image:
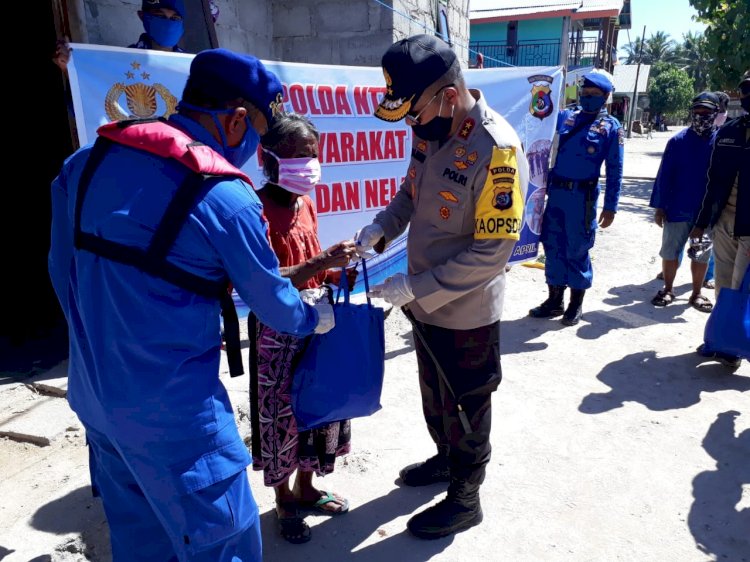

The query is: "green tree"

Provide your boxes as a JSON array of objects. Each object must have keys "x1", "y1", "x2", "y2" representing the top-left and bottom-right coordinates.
[
  {"x1": 675, "y1": 31, "x2": 712, "y2": 91},
  {"x1": 689, "y1": 0, "x2": 750, "y2": 89},
  {"x1": 648, "y1": 66, "x2": 695, "y2": 121}
]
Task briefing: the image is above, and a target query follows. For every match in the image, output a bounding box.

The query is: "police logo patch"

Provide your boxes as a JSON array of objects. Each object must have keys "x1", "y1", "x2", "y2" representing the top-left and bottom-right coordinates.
[
  {"x1": 467, "y1": 151, "x2": 478, "y2": 165},
  {"x1": 493, "y1": 187, "x2": 512, "y2": 210},
  {"x1": 454, "y1": 160, "x2": 469, "y2": 170},
  {"x1": 455, "y1": 146, "x2": 467, "y2": 157},
  {"x1": 439, "y1": 206, "x2": 451, "y2": 220},
  {"x1": 587, "y1": 146, "x2": 595, "y2": 154},
  {"x1": 417, "y1": 140, "x2": 428, "y2": 152}
]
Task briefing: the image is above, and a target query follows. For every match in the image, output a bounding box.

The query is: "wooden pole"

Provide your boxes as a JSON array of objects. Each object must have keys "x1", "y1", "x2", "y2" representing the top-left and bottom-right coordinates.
[{"x1": 627, "y1": 25, "x2": 646, "y2": 138}]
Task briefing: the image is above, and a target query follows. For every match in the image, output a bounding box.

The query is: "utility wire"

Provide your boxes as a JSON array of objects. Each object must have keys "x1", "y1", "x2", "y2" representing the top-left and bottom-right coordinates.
[{"x1": 369, "y1": 0, "x2": 516, "y2": 67}]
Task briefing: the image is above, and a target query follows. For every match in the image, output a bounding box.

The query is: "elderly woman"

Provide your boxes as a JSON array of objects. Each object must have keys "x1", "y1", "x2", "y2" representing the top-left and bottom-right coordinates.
[{"x1": 249, "y1": 113, "x2": 357, "y2": 544}]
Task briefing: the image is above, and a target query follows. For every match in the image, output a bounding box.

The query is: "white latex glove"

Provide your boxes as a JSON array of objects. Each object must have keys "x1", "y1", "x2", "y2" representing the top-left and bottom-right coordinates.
[
  {"x1": 367, "y1": 273, "x2": 414, "y2": 307},
  {"x1": 313, "y1": 302, "x2": 335, "y2": 334},
  {"x1": 299, "y1": 287, "x2": 328, "y2": 305},
  {"x1": 354, "y1": 223, "x2": 385, "y2": 257}
]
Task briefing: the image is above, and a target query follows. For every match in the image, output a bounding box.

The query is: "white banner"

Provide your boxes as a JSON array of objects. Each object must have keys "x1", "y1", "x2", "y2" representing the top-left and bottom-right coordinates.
[{"x1": 67, "y1": 44, "x2": 563, "y2": 299}]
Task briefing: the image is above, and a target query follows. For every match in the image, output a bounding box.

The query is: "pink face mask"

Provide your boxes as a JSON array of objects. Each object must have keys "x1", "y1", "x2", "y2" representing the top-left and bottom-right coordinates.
[
  {"x1": 714, "y1": 112, "x2": 728, "y2": 126},
  {"x1": 262, "y1": 148, "x2": 322, "y2": 195}
]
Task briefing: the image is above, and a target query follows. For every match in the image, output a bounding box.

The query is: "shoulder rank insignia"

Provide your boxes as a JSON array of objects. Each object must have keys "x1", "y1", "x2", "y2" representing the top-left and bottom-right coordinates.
[{"x1": 458, "y1": 118, "x2": 475, "y2": 140}]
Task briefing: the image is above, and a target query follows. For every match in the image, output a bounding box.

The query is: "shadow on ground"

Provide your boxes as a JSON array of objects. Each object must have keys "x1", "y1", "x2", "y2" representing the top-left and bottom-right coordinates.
[
  {"x1": 261, "y1": 485, "x2": 454, "y2": 561},
  {"x1": 499, "y1": 315, "x2": 550, "y2": 355},
  {"x1": 574, "y1": 280, "x2": 698, "y2": 340},
  {"x1": 579, "y1": 350, "x2": 750, "y2": 413},
  {"x1": 619, "y1": 176, "x2": 656, "y2": 203},
  {"x1": 385, "y1": 330, "x2": 415, "y2": 361},
  {"x1": 688, "y1": 410, "x2": 750, "y2": 561},
  {"x1": 30, "y1": 486, "x2": 110, "y2": 561}
]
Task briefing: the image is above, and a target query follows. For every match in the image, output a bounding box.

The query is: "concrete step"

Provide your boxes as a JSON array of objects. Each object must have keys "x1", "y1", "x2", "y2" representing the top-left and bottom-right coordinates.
[{"x1": 0, "y1": 389, "x2": 79, "y2": 447}]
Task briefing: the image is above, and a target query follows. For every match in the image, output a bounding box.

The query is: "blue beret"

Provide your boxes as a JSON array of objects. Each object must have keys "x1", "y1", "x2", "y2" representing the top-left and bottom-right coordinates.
[
  {"x1": 141, "y1": 0, "x2": 184, "y2": 17},
  {"x1": 582, "y1": 71, "x2": 614, "y2": 94},
  {"x1": 185, "y1": 48, "x2": 284, "y2": 126}
]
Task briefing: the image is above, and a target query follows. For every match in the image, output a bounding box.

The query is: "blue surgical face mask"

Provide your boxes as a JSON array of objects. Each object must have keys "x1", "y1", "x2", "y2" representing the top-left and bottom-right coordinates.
[
  {"x1": 580, "y1": 95, "x2": 607, "y2": 113},
  {"x1": 222, "y1": 118, "x2": 259, "y2": 168},
  {"x1": 178, "y1": 102, "x2": 261, "y2": 168},
  {"x1": 143, "y1": 13, "x2": 184, "y2": 48}
]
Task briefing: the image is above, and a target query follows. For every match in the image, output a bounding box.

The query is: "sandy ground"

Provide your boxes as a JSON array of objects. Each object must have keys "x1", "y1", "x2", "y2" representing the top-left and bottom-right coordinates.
[{"x1": 1, "y1": 128, "x2": 748, "y2": 562}]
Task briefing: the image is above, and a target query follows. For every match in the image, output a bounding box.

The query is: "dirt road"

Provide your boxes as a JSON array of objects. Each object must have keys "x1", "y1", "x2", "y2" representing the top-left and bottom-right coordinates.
[{"x1": 1, "y1": 128, "x2": 747, "y2": 562}]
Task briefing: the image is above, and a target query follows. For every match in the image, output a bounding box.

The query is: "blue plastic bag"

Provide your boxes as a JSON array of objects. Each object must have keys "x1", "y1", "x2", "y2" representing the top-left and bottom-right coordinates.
[
  {"x1": 291, "y1": 260, "x2": 385, "y2": 431},
  {"x1": 703, "y1": 264, "x2": 750, "y2": 360}
]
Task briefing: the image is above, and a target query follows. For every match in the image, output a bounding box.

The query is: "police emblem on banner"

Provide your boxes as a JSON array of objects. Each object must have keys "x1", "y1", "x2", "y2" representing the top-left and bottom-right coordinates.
[
  {"x1": 105, "y1": 60, "x2": 178, "y2": 121},
  {"x1": 527, "y1": 74, "x2": 554, "y2": 120}
]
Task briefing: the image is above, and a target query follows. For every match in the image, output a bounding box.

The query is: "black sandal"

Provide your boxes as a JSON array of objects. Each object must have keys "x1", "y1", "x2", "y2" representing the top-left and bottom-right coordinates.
[
  {"x1": 651, "y1": 289, "x2": 675, "y2": 306},
  {"x1": 276, "y1": 502, "x2": 311, "y2": 544}
]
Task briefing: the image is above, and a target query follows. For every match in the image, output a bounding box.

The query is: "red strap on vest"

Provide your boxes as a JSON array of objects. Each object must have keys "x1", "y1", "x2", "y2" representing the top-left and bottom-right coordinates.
[{"x1": 97, "y1": 120, "x2": 254, "y2": 186}]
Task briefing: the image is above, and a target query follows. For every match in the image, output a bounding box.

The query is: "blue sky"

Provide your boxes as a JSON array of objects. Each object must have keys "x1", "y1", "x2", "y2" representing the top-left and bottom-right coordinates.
[{"x1": 617, "y1": 0, "x2": 706, "y2": 56}]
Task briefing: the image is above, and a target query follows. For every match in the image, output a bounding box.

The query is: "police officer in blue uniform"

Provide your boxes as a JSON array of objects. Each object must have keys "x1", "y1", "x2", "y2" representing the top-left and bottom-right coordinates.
[
  {"x1": 48, "y1": 49, "x2": 335, "y2": 561},
  {"x1": 530, "y1": 69, "x2": 624, "y2": 326}
]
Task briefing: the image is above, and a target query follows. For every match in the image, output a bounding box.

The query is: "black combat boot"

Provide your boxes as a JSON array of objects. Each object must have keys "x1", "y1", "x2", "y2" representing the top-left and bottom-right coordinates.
[
  {"x1": 407, "y1": 479, "x2": 483, "y2": 539},
  {"x1": 529, "y1": 284, "x2": 565, "y2": 318},
  {"x1": 561, "y1": 288, "x2": 585, "y2": 326},
  {"x1": 399, "y1": 450, "x2": 450, "y2": 487}
]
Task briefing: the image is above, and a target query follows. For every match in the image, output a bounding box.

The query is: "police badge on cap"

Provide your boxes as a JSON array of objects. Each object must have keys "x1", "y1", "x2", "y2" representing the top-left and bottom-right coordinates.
[{"x1": 375, "y1": 34, "x2": 457, "y2": 122}]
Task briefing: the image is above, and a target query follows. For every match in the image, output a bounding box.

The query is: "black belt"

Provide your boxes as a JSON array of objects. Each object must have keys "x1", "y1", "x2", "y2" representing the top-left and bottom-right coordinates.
[{"x1": 549, "y1": 178, "x2": 598, "y2": 190}]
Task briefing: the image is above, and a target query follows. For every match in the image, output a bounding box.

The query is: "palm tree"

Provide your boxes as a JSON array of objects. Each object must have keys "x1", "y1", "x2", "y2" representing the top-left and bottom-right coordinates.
[
  {"x1": 675, "y1": 31, "x2": 712, "y2": 91},
  {"x1": 620, "y1": 31, "x2": 678, "y2": 65},
  {"x1": 643, "y1": 31, "x2": 678, "y2": 64},
  {"x1": 621, "y1": 36, "x2": 643, "y2": 64}
]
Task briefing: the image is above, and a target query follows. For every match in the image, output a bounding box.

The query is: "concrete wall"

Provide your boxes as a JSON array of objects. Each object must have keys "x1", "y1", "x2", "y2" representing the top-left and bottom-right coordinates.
[
  {"x1": 269, "y1": 0, "x2": 393, "y2": 67},
  {"x1": 395, "y1": 0, "x2": 471, "y2": 66},
  {"x1": 82, "y1": 0, "x2": 143, "y2": 48},
  {"x1": 214, "y1": 0, "x2": 273, "y2": 59},
  {"x1": 267, "y1": 0, "x2": 470, "y2": 68},
  {"x1": 73, "y1": 0, "x2": 471, "y2": 67}
]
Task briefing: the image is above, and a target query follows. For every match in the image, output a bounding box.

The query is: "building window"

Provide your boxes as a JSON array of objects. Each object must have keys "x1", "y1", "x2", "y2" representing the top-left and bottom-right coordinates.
[{"x1": 437, "y1": 7, "x2": 451, "y2": 46}]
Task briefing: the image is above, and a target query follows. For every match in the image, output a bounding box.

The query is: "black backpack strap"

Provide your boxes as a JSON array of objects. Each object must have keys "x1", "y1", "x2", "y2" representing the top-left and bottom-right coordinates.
[
  {"x1": 73, "y1": 130, "x2": 244, "y2": 377},
  {"x1": 221, "y1": 291, "x2": 244, "y2": 377}
]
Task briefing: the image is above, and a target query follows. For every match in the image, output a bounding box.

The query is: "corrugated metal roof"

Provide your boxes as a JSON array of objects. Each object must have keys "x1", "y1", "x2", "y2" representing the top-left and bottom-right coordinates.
[
  {"x1": 576, "y1": 0, "x2": 624, "y2": 13},
  {"x1": 470, "y1": 0, "x2": 624, "y2": 19},
  {"x1": 612, "y1": 64, "x2": 651, "y2": 95},
  {"x1": 470, "y1": 0, "x2": 581, "y2": 19}
]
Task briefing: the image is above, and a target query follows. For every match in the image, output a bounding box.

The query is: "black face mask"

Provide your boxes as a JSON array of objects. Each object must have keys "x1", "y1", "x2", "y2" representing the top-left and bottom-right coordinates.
[
  {"x1": 412, "y1": 115, "x2": 453, "y2": 141},
  {"x1": 412, "y1": 93, "x2": 455, "y2": 141}
]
